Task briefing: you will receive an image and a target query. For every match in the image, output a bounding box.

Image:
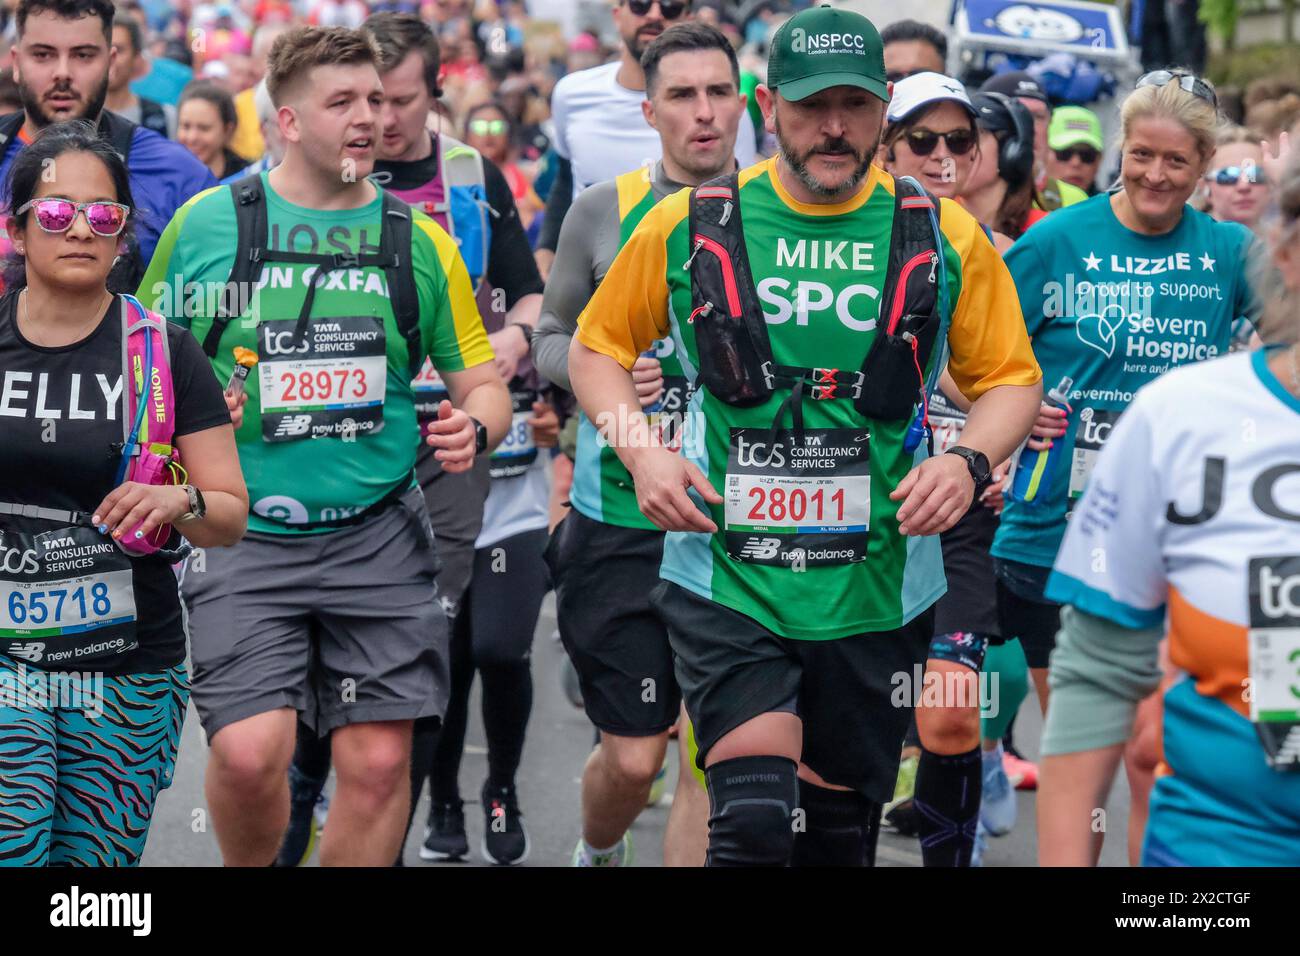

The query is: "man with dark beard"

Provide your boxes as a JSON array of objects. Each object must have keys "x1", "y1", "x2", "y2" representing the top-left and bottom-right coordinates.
[
  {"x1": 0, "y1": 0, "x2": 215, "y2": 292},
  {"x1": 534, "y1": 0, "x2": 756, "y2": 277},
  {"x1": 567, "y1": 5, "x2": 1043, "y2": 866}
]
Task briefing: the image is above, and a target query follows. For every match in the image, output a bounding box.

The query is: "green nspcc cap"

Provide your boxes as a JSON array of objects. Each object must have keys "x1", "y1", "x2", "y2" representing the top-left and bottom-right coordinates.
[{"x1": 767, "y1": 4, "x2": 888, "y2": 103}]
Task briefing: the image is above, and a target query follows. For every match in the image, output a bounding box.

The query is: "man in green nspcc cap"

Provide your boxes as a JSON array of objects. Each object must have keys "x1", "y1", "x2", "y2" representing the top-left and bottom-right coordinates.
[
  {"x1": 567, "y1": 3, "x2": 1044, "y2": 866},
  {"x1": 1046, "y1": 105, "x2": 1104, "y2": 195}
]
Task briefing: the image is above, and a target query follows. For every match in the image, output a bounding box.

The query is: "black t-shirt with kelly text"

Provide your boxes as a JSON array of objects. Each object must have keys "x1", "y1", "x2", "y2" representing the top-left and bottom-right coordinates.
[{"x1": 0, "y1": 291, "x2": 230, "y2": 673}]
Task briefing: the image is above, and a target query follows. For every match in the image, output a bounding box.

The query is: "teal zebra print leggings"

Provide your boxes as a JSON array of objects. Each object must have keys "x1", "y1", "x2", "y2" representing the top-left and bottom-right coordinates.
[{"x1": 0, "y1": 656, "x2": 188, "y2": 866}]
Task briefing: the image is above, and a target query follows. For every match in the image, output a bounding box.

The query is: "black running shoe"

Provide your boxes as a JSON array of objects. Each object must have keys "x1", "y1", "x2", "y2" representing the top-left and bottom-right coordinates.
[
  {"x1": 480, "y1": 783, "x2": 529, "y2": 865},
  {"x1": 420, "y1": 800, "x2": 469, "y2": 861}
]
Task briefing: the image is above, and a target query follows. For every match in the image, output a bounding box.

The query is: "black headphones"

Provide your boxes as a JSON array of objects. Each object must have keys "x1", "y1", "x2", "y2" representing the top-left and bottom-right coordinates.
[{"x1": 973, "y1": 92, "x2": 1035, "y2": 189}]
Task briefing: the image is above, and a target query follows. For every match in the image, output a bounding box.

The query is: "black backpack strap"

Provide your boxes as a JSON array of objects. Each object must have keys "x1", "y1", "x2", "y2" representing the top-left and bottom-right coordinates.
[
  {"x1": 686, "y1": 172, "x2": 775, "y2": 407},
  {"x1": 203, "y1": 179, "x2": 415, "y2": 367},
  {"x1": 203, "y1": 173, "x2": 268, "y2": 357},
  {"x1": 853, "y1": 176, "x2": 944, "y2": 421},
  {"x1": 97, "y1": 110, "x2": 136, "y2": 164},
  {"x1": 139, "y1": 98, "x2": 168, "y2": 138},
  {"x1": 378, "y1": 190, "x2": 422, "y2": 380}
]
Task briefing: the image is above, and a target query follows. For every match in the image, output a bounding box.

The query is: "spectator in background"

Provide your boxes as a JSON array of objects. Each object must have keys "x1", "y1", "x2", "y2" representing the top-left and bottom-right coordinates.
[
  {"x1": 219, "y1": 78, "x2": 283, "y2": 183},
  {"x1": 130, "y1": 37, "x2": 197, "y2": 106},
  {"x1": 1, "y1": 0, "x2": 215, "y2": 292},
  {"x1": 961, "y1": 92, "x2": 1042, "y2": 249},
  {"x1": 565, "y1": 31, "x2": 603, "y2": 73},
  {"x1": 253, "y1": 0, "x2": 296, "y2": 23},
  {"x1": 229, "y1": 23, "x2": 291, "y2": 162},
  {"x1": 1200, "y1": 125, "x2": 1270, "y2": 230},
  {"x1": 106, "y1": 16, "x2": 176, "y2": 137},
  {"x1": 464, "y1": 100, "x2": 543, "y2": 232},
  {"x1": 497, "y1": 74, "x2": 551, "y2": 163},
  {"x1": 441, "y1": 19, "x2": 490, "y2": 89},
  {"x1": 308, "y1": 0, "x2": 369, "y2": 27},
  {"x1": 1046, "y1": 105, "x2": 1103, "y2": 195},
  {"x1": 1246, "y1": 92, "x2": 1300, "y2": 152},
  {"x1": 536, "y1": 0, "x2": 758, "y2": 277},
  {"x1": 982, "y1": 70, "x2": 1088, "y2": 210},
  {"x1": 177, "y1": 80, "x2": 249, "y2": 180},
  {"x1": 693, "y1": 0, "x2": 724, "y2": 27},
  {"x1": 881, "y1": 19, "x2": 947, "y2": 81}
]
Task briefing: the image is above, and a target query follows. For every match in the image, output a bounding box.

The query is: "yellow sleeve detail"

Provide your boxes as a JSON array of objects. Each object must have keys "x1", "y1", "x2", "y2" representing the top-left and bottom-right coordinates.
[
  {"x1": 416, "y1": 218, "x2": 495, "y2": 371},
  {"x1": 575, "y1": 189, "x2": 686, "y2": 369},
  {"x1": 939, "y1": 198, "x2": 1043, "y2": 400}
]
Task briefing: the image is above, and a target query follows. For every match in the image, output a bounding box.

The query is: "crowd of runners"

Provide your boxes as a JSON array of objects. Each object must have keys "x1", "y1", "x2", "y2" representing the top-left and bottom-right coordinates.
[{"x1": 0, "y1": 0, "x2": 1297, "y2": 868}]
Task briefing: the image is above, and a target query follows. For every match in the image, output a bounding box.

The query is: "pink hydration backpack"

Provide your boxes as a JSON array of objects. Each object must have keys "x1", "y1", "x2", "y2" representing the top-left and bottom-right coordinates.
[{"x1": 114, "y1": 294, "x2": 184, "y2": 557}]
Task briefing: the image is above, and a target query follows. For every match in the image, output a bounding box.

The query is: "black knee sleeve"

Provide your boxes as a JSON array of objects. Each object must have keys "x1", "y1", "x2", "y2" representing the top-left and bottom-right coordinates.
[
  {"x1": 791, "y1": 780, "x2": 882, "y2": 867},
  {"x1": 704, "y1": 756, "x2": 799, "y2": 867}
]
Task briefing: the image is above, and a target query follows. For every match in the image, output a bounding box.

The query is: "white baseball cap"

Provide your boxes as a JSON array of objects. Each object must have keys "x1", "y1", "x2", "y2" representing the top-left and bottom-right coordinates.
[{"x1": 887, "y1": 72, "x2": 977, "y2": 124}]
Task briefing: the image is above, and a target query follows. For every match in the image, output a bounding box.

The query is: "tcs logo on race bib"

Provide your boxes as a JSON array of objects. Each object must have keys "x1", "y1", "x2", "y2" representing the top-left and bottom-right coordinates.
[
  {"x1": 262, "y1": 327, "x2": 310, "y2": 357},
  {"x1": 1077, "y1": 407, "x2": 1114, "y2": 447},
  {"x1": 1253, "y1": 556, "x2": 1300, "y2": 624},
  {"x1": 0, "y1": 544, "x2": 38, "y2": 575},
  {"x1": 735, "y1": 433, "x2": 786, "y2": 469}
]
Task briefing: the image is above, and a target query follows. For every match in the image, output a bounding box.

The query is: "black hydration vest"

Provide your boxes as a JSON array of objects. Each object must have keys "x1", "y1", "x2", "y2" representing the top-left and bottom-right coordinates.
[
  {"x1": 685, "y1": 172, "x2": 945, "y2": 423},
  {"x1": 200, "y1": 173, "x2": 424, "y2": 380}
]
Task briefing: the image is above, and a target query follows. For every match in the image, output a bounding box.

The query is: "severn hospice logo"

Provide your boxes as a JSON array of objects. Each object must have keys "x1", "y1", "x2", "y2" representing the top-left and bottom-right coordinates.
[{"x1": 1075, "y1": 303, "x2": 1127, "y2": 359}]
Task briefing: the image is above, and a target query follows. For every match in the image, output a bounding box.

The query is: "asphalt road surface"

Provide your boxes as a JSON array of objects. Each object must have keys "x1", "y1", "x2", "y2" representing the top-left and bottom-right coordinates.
[{"x1": 143, "y1": 594, "x2": 1132, "y2": 867}]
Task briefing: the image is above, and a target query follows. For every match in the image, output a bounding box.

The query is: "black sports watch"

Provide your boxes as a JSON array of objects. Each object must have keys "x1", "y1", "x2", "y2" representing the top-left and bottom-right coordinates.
[
  {"x1": 945, "y1": 446, "x2": 992, "y2": 493},
  {"x1": 177, "y1": 484, "x2": 206, "y2": 523},
  {"x1": 470, "y1": 416, "x2": 489, "y2": 455}
]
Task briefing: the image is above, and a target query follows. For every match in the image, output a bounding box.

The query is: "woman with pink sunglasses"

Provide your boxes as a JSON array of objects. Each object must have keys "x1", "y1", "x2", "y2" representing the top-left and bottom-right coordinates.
[{"x1": 0, "y1": 122, "x2": 246, "y2": 866}]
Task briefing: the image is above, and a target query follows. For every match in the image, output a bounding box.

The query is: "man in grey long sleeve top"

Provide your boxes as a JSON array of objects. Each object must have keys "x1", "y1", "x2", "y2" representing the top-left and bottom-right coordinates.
[{"x1": 532, "y1": 23, "x2": 746, "y2": 868}]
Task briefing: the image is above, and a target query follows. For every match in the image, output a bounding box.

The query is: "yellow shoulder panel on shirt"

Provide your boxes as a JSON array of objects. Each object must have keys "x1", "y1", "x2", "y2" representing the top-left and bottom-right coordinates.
[
  {"x1": 616, "y1": 166, "x2": 653, "y2": 221},
  {"x1": 412, "y1": 216, "x2": 494, "y2": 369},
  {"x1": 575, "y1": 188, "x2": 686, "y2": 370},
  {"x1": 180, "y1": 184, "x2": 226, "y2": 214},
  {"x1": 936, "y1": 195, "x2": 986, "y2": 258},
  {"x1": 738, "y1": 158, "x2": 771, "y2": 189},
  {"x1": 938, "y1": 196, "x2": 1043, "y2": 400},
  {"x1": 412, "y1": 215, "x2": 460, "y2": 277}
]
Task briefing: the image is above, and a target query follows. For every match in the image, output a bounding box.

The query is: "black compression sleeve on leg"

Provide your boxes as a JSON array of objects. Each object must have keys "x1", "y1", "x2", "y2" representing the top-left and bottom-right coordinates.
[
  {"x1": 913, "y1": 746, "x2": 981, "y2": 867},
  {"x1": 430, "y1": 601, "x2": 475, "y2": 805},
  {"x1": 791, "y1": 780, "x2": 882, "y2": 867},
  {"x1": 704, "y1": 756, "x2": 798, "y2": 867},
  {"x1": 903, "y1": 712, "x2": 921, "y2": 750},
  {"x1": 292, "y1": 719, "x2": 332, "y2": 780}
]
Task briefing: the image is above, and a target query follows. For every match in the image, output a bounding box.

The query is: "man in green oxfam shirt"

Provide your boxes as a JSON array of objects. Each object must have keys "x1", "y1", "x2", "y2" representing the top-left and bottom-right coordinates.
[
  {"x1": 570, "y1": 5, "x2": 1043, "y2": 866},
  {"x1": 137, "y1": 26, "x2": 511, "y2": 867},
  {"x1": 532, "y1": 23, "x2": 746, "y2": 868}
]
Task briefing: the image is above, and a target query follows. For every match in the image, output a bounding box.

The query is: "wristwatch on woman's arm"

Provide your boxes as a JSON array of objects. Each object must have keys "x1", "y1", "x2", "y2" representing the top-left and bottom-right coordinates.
[{"x1": 176, "y1": 484, "x2": 206, "y2": 523}]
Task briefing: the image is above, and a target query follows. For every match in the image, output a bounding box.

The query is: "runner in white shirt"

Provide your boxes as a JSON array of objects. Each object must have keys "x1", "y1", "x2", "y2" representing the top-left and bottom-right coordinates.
[{"x1": 535, "y1": 0, "x2": 757, "y2": 274}]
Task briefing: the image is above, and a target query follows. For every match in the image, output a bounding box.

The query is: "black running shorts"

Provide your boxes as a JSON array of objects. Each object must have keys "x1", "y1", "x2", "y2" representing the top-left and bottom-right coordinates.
[
  {"x1": 545, "y1": 508, "x2": 681, "y2": 736},
  {"x1": 653, "y1": 580, "x2": 933, "y2": 804}
]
